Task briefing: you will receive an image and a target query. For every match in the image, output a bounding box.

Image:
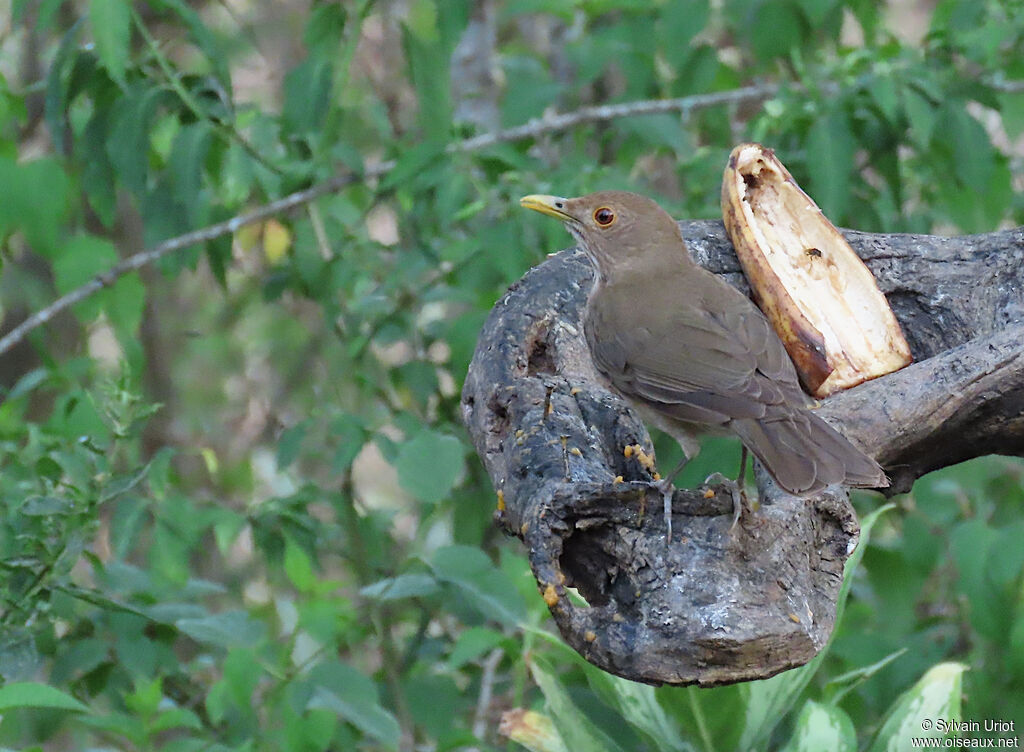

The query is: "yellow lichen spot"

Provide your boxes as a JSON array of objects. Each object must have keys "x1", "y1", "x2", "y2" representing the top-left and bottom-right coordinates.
[
  {"x1": 570, "y1": 447, "x2": 582, "y2": 457},
  {"x1": 496, "y1": 490, "x2": 506, "y2": 512},
  {"x1": 703, "y1": 488, "x2": 715, "y2": 499},
  {"x1": 520, "y1": 522, "x2": 529, "y2": 536},
  {"x1": 613, "y1": 475, "x2": 624, "y2": 484},
  {"x1": 653, "y1": 472, "x2": 661, "y2": 481},
  {"x1": 789, "y1": 613, "x2": 801, "y2": 623},
  {"x1": 627, "y1": 446, "x2": 657, "y2": 474},
  {"x1": 515, "y1": 429, "x2": 525, "y2": 438},
  {"x1": 584, "y1": 630, "x2": 597, "y2": 643},
  {"x1": 623, "y1": 445, "x2": 634, "y2": 458},
  {"x1": 543, "y1": 584, "x2": 559, "y2": 607},
  {"x1": 570, "y1": 387, "x2": 581, "y2": 396}
]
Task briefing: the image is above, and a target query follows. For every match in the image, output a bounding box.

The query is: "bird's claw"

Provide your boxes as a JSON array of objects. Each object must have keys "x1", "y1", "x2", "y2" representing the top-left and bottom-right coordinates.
[{"x1": 703, "y1": 472, "x2": 748, "y2": 530}]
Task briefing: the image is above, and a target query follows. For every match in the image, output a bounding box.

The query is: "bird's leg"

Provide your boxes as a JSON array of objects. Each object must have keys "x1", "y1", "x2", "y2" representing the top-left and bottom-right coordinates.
[
  {"x1": 734, "y1": 446, "x2": 749, "y2": 528},
  {"x1": 655, "y1": 454, "x2": 689, "y2": 544},
  {"x1": 704, "y1": 446, "x2": 750, "y2": 529}
]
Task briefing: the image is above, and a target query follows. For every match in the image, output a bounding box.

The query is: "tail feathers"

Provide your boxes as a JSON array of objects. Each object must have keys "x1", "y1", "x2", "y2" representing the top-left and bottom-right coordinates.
[{"x1": 732, "y1": 412, "x2": 887, "y2": 496}]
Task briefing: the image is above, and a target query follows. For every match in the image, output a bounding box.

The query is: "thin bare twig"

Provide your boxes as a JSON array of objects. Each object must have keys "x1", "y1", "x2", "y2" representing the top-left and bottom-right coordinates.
[
  {"x1": 0, "y1": 169, "x2": 386, "y2": 357},
  {"x1": 0, "y1": 82, "x2": 839, "y2": 359},
  {"x1": 454, "y1": 83, "x2": 778, "y2": 153},
  {"x1": 471, "y1": 648, "x2": 505, "y2": 745}
]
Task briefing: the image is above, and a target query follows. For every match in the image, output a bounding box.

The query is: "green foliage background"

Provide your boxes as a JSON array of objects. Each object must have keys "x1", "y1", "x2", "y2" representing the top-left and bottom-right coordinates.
[{"x1": 0, "y1": 0, "x2": 1022, "y2": 749}]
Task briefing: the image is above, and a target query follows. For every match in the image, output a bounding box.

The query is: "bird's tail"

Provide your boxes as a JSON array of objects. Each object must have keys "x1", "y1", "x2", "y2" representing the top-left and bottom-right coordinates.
[{"x1": 731, "y1": 412, "x2": 887, "y2": 496}]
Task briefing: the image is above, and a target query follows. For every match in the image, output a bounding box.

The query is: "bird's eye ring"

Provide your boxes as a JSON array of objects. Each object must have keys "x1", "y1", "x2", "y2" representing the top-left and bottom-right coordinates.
[{"x1": 594, "y1": 207, "x2": 615, "y2": 226}]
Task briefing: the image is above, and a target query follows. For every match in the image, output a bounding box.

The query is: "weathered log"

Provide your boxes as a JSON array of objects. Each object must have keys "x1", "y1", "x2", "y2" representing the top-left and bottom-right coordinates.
[{"x1": 460, "y1": 220, "x2": 1024, "y2": 686}]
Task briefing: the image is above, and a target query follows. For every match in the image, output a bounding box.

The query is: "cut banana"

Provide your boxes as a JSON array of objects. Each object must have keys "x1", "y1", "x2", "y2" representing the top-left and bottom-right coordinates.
[{"x1": 721, "y1": 143, "x2": 912, "y2": 398}]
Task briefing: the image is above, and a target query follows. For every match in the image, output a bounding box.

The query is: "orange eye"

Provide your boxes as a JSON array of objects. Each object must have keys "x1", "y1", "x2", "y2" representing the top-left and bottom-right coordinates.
[{"x1": 594, "y1": 207, "x2": 615, "y2": 226}]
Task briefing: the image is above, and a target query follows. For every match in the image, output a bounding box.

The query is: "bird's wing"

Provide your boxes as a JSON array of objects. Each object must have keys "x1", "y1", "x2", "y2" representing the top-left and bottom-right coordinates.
[{"x1": 587, "y1": 273, "x2": 809, "y2": 423}]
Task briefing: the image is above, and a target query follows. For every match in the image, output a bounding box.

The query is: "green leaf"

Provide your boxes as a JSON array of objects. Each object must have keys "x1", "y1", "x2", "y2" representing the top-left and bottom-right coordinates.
[
  {"x1": 949, "y1": 519, "x2": 1003, "y2": 640},
  {"x1": 586, "y1": 670, "x2": 691, "y2": 752},
  {"x1": 150, "y1": 706, "x2": 204, "y2": 733},
  {"x1": 100, "y1": 464, "x2": 151, "y2": 503},
  {"x1": 106, "y1": 83, "x2": 174, "y2": 196},
  {"x1": 150, "y1": 0, "x2": 232, "y2": 88},
  {"x1": 795, "y1": 0, "x2": 837, "y2": 27},
  {"x1": 169, "y1": 121, "x2": 213, "y2": 224},
  {"x1": 658, "y1": 0, "x2": 710, "y2": 66},
  {"x1": 499, "y1": 54, "x2": 562, "y2": 127},
  {"x1": 306, "y1": 660, "x2": 401, "y2": 750},
  {"x1": 51, "y1": 234, "x2": 146, "y2": 336},
  {"x1": 1009, "y1": 595, "x2": 1024, "y2": 678},
  {"x1": 4, "y1": 368, "x2": 48, "y2": 402},
  {"x1": 49, "y1": 638, "x2": 107, "y2": 685},
  {"x1": 446, "y1": 626, "x2": 505, "y2": 669},
  {"x1": 781, "y1": 700, "x2": 856, "y2": 752},
  {"x1": 0, "y1": 629, "x2": 40, "y2": 683},
  {"x1": 176, "y1": 610, "x2": 266, "y2": 648},
  {"x1": 869, "y1": 74, "x2": 900, "y2": 125},
  {"x1": 0, "y1": 155, "x2": 72, "y2": 256},
  {"x1": 431, "y1": 545, "x2": 527, "y2": 625},
  {"x1": 284, "y1": 536, "x2": 316, "y2": 592},
  {"x1": 379, "y1": 140, "x2": 446, "y2": 192},
  {"x1": 937, "y1": 103, "x2": 994, "y2": 192},
  {"x1": 750, "y1": 1, "x2": 804, "y2": 61},
  {"x1": 394, "y1": 429, "x2": 465, "y2": 504},
  {"x1": 277, "y1": 421, "x2": 308, "y2": 469},
  {"x1": 402, "y1": 16, "x2": 452, "y2": 141},
  {"x1": 867, "y1": 663, "x2": 966, "y2": 752},
  {"x1": 89, "y1": 0, "x2": 131, "y2": 83},
  {"x1": 283, "y1": 57, "x2": 334, "y2": 135},
  {"x1": 304, "y1": 3, "x2": 347, "y2": 54},
  {"x1": 806, "y1": 109, "x2": 854, "y2": 220},
  {"x1": 1000, "y1": 89, "x2": 1024, "y2": 140},
  {"x1": 44, "y1": 19, "x2": 85, "y2": 149},
  {"x1": 360, "y1": 573, "x2": 440, "y2": 601},
  {"x1": 21, "y1": 495, "x2": 75, "y2": 516},
  {"x1": 308, "y1": 688, "x2": 401, "y2": 750},
  {"x1": 406, "y1": 0, "x2": 439, "y2": 42},
  {"x1": 222, "y1": 648, "x2": 262, "y2": 711},
  {"x1": 52, "y1": 234, "x2": 118, "y2": 312},
  {"x1": 824, "y1": 648, "x2": 908, "y2": 706},
  {"x1": 332, "y1": 413, "x2": 368, "y2": 472},
  {"x1": 80, "y1": 105, "x2": 118, "y2": 226},
  {"x1": 529, "y1": 655, "x2": 624, "y2": 752},
  {"x1": 0, "y1": 682, "x2": 91, "y2": 713}
]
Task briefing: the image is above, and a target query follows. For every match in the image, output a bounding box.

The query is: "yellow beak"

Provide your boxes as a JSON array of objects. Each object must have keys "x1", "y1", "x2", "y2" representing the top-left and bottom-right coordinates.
[{"x1": 520, "y1": 194, "x2": 574, "y2": 222}]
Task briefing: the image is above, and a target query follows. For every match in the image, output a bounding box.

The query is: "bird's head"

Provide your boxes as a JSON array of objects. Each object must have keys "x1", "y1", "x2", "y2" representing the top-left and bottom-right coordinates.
[{"x1": 519, "y1": 190, "x2": 687, "y2": 278}]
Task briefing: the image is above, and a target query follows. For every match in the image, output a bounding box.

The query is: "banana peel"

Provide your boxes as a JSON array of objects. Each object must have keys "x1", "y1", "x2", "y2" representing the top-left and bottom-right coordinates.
[{"x1": 721, "y1": 143, "x2": 912, "y2": 398}]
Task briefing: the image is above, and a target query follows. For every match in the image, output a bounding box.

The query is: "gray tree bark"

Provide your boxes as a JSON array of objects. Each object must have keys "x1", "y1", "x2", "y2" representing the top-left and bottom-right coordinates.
[{"x1": 460, "y1": 219, "x2": 1024, "y2": 686}]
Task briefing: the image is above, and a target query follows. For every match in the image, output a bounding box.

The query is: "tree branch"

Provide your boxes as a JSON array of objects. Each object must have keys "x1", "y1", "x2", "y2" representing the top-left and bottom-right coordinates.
[
  {"x1": 0, "y1": 84, "x2": 778, "y2": 359},
  {"x1": 10, "y1": 76, "x2": 1020, "y2": 360},
  {"x1": 460, "y1": 220, "x2": 1024, "y2": 685}
]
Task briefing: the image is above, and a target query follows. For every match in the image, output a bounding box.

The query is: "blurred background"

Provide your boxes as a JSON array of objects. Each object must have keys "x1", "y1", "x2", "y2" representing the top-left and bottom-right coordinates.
[{"x1": 0, "y1": 0, "x2": 1022, "y2": 749}]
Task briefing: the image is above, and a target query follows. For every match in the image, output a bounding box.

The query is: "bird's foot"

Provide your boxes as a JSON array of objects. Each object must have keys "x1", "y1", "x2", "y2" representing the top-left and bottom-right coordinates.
[{"x1": 703, "y1": 472, "x2": 749, "y2": 530}]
